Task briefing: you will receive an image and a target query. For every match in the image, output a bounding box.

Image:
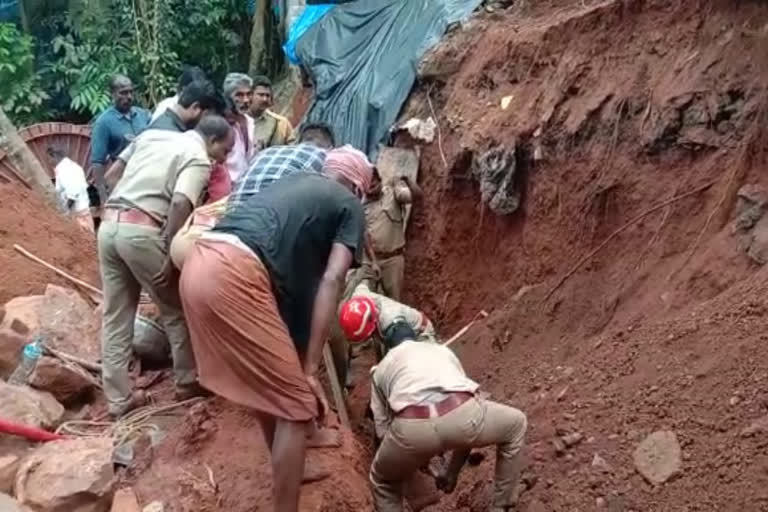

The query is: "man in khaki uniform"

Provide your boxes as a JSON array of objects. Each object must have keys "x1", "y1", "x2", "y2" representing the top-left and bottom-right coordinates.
[
  {"x1": 356, "y1": 170, "x2": 422, "y2": 301},
  {"x1": 251, "y1": 75, "x2": 296, "y2": 149},
  {"x1": 99, "y1": 115, "x2": 234, "y2": 417},
  {"x1": 369, "y1": 322, "x2": 527, "y2": 512}
]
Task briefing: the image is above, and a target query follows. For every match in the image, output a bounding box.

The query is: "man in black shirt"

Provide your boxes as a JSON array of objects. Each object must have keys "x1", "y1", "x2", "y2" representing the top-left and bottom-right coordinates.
[{"x1": 179, "y1": 146, "x2": 373, "y2": 512}]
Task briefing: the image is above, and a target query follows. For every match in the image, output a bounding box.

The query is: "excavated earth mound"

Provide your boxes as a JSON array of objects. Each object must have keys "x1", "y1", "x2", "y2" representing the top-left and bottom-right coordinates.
[
  {"x1": 0, "y1": 182, "x2": 100, "y2": 304},
  {"x1": 397, "y1": 0, "x2": 768, "y2": 510}
]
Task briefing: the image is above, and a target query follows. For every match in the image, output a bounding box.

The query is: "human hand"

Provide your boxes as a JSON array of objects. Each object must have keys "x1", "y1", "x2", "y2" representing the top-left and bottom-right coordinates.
[
  {"x1": 306, "y1": 374, "x2": 329, "y2": 426},
  {"x1": 152, "y1": 258, "x2": 177, "y2": 294}
]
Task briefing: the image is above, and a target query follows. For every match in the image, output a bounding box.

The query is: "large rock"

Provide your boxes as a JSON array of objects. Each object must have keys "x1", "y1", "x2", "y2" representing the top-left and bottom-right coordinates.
[
  {"x1": 0, "y1": 381, "x2": 64, "y2": 430},
  {"x1": 0, "y1": 492, "x2": 32, "y2": 512},
  {"x1": 0, "y1": 322, "x2": 28, "y2": 379},
  {"x1": 0, "y1": 295, "x2": 42, "y2": 379},
  {"x1": 0, "y1": 454, "x2": 21, "y2": 493},
  {"x1": 633, "y1": 430, "x2": 682, "y2": 484},
  {"x1": 36, "y1": 285, "x2": 101, "y2": 362},
  {"x1": 1, "y1": 286, "x2": 100, "y2": 372},
  {"x1": 15, "y1": 437, "x2": 115, "y2": 512},
  {"x1": 29, "y1": 356, "x2": 95, "y2": 405}
]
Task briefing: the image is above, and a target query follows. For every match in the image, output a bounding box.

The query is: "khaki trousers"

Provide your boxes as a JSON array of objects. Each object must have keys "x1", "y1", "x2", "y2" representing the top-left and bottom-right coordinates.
[
  {"x1": 98, "y1": 221, "x2": 197, "y2": 415},
  {"x1": 357, "y1": 254, "x2": 405, "y2": 301},
  {"x1": 370, "y1": 397, "x2": 527, "y2": 512}
]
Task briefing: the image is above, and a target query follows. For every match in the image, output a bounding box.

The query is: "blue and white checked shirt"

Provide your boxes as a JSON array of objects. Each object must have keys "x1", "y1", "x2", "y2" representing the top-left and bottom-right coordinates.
[{"x1": 230, "y1": 143, "x2": 327, "y2": 204}]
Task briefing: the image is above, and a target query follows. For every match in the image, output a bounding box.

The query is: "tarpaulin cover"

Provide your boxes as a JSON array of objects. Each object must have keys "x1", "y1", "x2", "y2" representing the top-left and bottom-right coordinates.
[
  {"x1": 283, "y1": 4, "x2": 335, "y2": 65},
  {"x1": 296, "y1": 0, "x2": 481, "y2": 159}
]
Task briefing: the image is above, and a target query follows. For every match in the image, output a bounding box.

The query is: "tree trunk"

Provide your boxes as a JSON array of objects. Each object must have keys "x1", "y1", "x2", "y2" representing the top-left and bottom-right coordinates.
[
  {"x1": 249, "y1": 0, "x2": 268, "y2": 76},
  {"x1": 0, "y1": 107, "x2": 58, "y2": 207}
]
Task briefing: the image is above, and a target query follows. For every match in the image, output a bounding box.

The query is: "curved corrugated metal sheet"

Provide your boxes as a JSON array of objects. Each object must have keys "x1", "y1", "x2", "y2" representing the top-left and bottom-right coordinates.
[{"x1": 0, "y1": 122, "x2": 91, "y2": 186}]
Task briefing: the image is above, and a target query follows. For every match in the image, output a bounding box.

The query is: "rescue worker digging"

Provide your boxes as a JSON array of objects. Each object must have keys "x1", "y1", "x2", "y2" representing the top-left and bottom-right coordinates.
[
  {"x1": 178, "y1": 146, "x2": 373, "y2": 512},
  {"x1": 356, "y1": 168, "x2": 422, "y2": 300},
  {"x1": 98, "y1": 115, "x2": 234, "y2": 418},
  {"x1": 368, "y1": 322, "x2": 528, "y2": 512},
  {"x1": 340, "y1": 281, "x2": 439, "y2": 360}
]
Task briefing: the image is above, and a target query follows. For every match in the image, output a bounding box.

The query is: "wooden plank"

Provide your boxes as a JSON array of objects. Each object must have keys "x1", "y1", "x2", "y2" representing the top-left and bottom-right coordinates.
[{"x1": 323, "y1": 343, "x2": 350, "y2": 428}]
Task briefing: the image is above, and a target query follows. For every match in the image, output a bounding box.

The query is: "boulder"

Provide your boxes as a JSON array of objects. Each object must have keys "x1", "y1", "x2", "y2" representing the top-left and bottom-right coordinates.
[
  {"x1": 29, "y1": 357, "x2": 95, "y2": 405},
  {"x1": 0, "y1": 381, "x2": 64, "y2": 429},
  {"x1": 0, "y1": 492, "x2": 32, "y2": 512},
  {"x1": 633, "y1": 430, "x2": 682, "y2": 484},
  {"x1": 36, "y1": 285, "x2": 101, "y2": 362},
  {"x1": 0, "y1": 323, "x2": 27, "y2": 379},
  {"x1": 1, "y1": 286, "x2": 100, "y2": 370},
  {"x1": 15, "y1": 437, "x2": 115, "y2": 512},
  {"x1": 0, "y1": 454, "x2": 21, "y2": 493}
]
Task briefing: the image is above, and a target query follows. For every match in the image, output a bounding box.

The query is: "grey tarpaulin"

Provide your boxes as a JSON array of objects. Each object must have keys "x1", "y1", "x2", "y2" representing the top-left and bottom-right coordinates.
[{"x1": 295, "y1": 0, "x2": 481, "y2": 159}]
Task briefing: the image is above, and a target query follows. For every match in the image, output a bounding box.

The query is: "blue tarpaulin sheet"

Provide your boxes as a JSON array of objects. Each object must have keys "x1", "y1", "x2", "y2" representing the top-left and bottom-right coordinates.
[
  {"x1": 283, "y1": 4, "x2": 334, "y2": 65},
  {"x1": 0, "y1": 0, "x2": 19, "y2": 21},
  {"x1": 295, "y1": 0, "x2": 481, "y2": 159}
]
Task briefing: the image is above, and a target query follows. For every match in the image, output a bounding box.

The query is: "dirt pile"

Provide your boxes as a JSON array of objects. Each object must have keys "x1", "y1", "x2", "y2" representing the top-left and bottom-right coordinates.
[
  {"x1": 129, "y1": 399, "x2": 373, "y2": 512},
  {"x1": 393, "y1": 0, "x2": 768, "y2": 510},
  {"x1": 0, "y1": 182, "x2": 100, "y2": 304}
]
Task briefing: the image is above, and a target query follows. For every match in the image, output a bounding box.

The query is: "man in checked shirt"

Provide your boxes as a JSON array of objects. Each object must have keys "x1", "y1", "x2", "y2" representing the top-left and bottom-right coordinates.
[{"x1": 169, "y1": 122, "x2": 336, "y2": 269}]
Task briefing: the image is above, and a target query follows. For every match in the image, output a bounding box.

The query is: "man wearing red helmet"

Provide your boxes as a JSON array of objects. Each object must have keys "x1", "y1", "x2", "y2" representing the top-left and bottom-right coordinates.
[{"x1": 339, "y1": 282, "x2": 438, "y2": 359}]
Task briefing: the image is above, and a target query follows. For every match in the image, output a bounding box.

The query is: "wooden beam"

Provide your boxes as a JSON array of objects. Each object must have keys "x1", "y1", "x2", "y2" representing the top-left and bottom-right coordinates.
[{"x1": 323, "y1": 343, "x2": 350, "y2": 428}]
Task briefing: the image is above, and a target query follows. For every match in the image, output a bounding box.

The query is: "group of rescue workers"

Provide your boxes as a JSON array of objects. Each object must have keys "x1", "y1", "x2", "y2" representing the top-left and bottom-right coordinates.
[{"x1": 47, "y1": 66, "x2": 528, "y2": 512}]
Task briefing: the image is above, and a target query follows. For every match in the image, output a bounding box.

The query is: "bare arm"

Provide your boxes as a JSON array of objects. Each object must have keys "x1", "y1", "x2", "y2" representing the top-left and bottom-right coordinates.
[
  {"x1": 304, "y1": 243, "x2": 354, "y2": 375},
  {"x1": 103, "y1": 159, "x2": 126, "y2": 190},
  {"x1": 152, "y1": 193, "x2": 194, "y2": 290},
  {"x1": 86, "y1": 164, "x2": 104, "y2": 185}
]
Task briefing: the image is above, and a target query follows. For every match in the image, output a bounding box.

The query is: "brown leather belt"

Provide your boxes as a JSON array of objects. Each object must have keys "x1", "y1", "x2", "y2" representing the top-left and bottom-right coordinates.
[
  {"x1": 191, "y1": 213, "x2": 217, "y2": 228},
  {"x1": 397, "y1": 392, "x2": 474, "y2": 419},
  {"x1": 375, "y1": 247, "x2": 404, "y2": 260},
  {"x1": 103, "y1": 207, "x2": 160, "y2": 228}
]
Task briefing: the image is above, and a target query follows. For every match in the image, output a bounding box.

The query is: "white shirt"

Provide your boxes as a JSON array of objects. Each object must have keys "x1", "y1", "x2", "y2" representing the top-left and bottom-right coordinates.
[
  {"x1": 370, "y1": 341, "x2": 479, "y2": 438},
  {"x1": 226, "y1": 115, "x2": 255, "y2": 182},
  {"x1": 54, "y1": 158, "x2": 90, "y2": 213},
  {"x1": 151, "y1": 95, "x2": 178, "y2": 122}
]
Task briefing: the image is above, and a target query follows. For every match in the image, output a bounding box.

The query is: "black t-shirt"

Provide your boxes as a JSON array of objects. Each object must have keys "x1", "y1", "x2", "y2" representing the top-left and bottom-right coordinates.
[{"x1": 214, "y1": 172, "x2": 365, "y2": 352}]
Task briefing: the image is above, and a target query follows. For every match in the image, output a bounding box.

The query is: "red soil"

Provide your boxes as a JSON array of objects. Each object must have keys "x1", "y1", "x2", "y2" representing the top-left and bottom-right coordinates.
[
  {"x1": 399, "y1": 1, "x2": 768, "y2": 510},
  {"x1": 6, "y1": 1, "x2": 768, "y2": 511},
  {"x1": 0, "y1": 182, "x2": 100, "y2": 304}
]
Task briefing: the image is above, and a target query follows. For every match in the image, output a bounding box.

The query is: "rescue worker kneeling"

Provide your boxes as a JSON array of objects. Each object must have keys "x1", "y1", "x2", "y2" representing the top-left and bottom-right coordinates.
[{"x1": 368, "y1": 321, "x2": 527, "y2": 512}]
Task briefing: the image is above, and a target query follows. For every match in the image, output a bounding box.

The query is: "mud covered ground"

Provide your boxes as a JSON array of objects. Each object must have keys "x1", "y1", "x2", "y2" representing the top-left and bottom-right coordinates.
[{"x1": 3, "y1": 0, "x2": 768, "y2": 510}]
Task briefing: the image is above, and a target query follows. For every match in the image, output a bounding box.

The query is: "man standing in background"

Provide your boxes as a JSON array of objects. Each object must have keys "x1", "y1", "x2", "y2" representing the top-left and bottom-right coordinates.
[
  {"x1": 151, "y1": 66, "x2": 207, "y2": 122},
  {"x1": 250, "y1": 75, "x2": 296, "y2": 149},
  {"x1": 48, "y1": 145, "x2": 93, "y2": 233},
  {"x1": 222, "y1": 73, "x2": 256, "y2": 182},
  {"x1": 88, "y1": 75, "x2": 151, "y2": 227},
  {"x1": 103, "y1": 80, "x2": 225, "y2": 189}
]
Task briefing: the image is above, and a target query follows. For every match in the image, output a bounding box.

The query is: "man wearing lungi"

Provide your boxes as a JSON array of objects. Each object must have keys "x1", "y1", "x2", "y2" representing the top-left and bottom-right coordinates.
[{"x1": 179, "y1": 145, "x2": 373, "y2": 512}]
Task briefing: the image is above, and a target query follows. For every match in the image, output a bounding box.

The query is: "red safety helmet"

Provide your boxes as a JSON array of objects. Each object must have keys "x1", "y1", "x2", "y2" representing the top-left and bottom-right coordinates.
[{"x1": 339, "y1": 297, "x2": 378, "y2": 342}]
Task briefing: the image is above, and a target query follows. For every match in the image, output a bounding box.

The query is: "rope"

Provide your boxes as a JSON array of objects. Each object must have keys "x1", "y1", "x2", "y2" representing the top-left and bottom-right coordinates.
[{"x1": 56, "y1": 397, "x2": 205, "y2": 447}]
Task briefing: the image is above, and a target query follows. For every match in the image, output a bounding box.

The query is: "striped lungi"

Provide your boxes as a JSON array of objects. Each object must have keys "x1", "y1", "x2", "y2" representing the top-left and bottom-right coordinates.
[{"x1": 179, "y1": 239, "x2": 318, "y2": 421}]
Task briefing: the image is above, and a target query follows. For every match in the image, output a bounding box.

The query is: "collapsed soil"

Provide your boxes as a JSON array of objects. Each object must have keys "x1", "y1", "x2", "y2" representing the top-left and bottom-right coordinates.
[
  {"x1": 0, "y1": 182, "x2": 100, "y2": 304},
  {"x1": 5, "y1": 1, "x2": 768, "y2": 510}
]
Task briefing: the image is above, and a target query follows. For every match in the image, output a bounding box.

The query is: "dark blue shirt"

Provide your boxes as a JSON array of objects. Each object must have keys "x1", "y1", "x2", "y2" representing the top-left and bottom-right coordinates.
[{"x1": 89, "y1": 106, "x2": 151, "y2": 165}]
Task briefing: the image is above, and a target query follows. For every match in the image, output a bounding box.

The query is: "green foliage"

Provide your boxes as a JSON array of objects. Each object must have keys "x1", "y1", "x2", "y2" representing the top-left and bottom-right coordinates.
[
  {"x1": 0, "y1": 23, "x2": 49, "y2": 125},
  {"x1": 6, "y1": 0, "x2": 251, "y2": 124}
]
